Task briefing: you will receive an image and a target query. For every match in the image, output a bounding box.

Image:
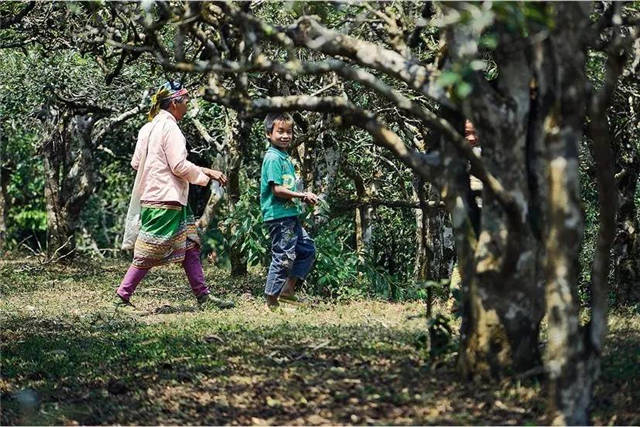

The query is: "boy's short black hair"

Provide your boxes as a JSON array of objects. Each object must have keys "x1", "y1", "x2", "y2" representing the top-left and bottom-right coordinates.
[{"x1": 264, "y1": 112, "x2": 294, "y2": 135}]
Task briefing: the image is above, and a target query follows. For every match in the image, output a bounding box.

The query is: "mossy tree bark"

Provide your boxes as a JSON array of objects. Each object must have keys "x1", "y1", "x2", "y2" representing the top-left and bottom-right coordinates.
[{"x1": 39, "y1": 93, "x2": 144, "y2": 260}]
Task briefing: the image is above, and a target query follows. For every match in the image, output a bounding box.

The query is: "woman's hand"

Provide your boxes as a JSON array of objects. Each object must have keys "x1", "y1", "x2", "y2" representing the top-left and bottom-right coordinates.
[{"x1": 203, "y1": 168, "x2": 227, "y2": 186}]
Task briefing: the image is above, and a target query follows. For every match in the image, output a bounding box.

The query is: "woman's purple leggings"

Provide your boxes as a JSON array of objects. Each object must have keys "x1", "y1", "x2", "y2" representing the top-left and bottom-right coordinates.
[{"x1": 116, "y1": 247, "x2": 210, "y2": 301}]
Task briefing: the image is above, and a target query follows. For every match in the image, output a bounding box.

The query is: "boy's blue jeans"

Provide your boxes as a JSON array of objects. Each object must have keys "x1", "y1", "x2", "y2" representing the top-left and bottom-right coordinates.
[{"x1": 265, "y1": 216, "x2": 316, "y2": 296}]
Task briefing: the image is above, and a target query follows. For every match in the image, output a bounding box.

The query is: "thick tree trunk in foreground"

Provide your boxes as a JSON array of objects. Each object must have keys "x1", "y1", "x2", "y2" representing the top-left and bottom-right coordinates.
[
  {"x1": 540, "y1": 3, "x2": 614, "y2": 424},
  {"x1": 460, "y1": 115, "x2": 544, "y2": 376},
  {"x1": 446, "y1": 11, "x2": 545, "y2": 377}
]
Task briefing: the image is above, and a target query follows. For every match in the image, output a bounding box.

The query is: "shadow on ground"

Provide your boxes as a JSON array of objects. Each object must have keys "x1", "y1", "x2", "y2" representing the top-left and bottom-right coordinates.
[{"x1": 1, "y1": 259, "x2": 638, "y2": 425}]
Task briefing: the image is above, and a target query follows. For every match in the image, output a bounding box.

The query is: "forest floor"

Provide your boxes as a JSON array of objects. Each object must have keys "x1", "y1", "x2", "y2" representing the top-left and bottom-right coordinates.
[{"x1": 1, "y1": 257, "x2": 639, "y2": 425}]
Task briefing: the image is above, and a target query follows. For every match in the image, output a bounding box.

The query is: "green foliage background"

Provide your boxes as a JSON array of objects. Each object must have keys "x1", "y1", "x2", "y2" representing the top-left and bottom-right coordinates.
[{"x1": 1, "y1": 1, "x2": 638, "y2": 307}]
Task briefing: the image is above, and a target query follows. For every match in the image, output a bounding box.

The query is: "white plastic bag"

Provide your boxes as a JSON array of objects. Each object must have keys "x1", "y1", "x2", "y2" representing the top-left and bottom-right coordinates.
[
  {"x1": 210, "y1": 179, "x2": 225, "y2": 201},
  {"x1": 121, "y1": 191, "x2": 142, "y2": 250},
  {"x1": 121, "y1": 158, "x2": 145, "y2": 250}
]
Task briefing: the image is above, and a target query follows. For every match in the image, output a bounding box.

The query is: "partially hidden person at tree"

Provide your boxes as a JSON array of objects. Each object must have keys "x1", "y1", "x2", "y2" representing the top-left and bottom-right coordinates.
[
  {"x1": 260, "y1": 112, "x2": 318, "y2": 309},
  {"x1": 465, "y1": 119, "x2": 483, "y2": 207},
  {"x1": 116, "y1": 81, "x2": 233, "y2": 309}
]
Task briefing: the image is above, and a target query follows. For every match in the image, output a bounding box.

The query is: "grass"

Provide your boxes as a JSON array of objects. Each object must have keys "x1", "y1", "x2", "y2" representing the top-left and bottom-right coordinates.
[{"x1": 1, "y1": 257, "x2": 639, "y2": 425}]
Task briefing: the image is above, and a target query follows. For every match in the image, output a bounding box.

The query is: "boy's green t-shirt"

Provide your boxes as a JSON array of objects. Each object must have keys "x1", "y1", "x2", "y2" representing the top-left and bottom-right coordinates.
[{"x1": 260, "y1": 145, "x2": 302, "y2": 222}]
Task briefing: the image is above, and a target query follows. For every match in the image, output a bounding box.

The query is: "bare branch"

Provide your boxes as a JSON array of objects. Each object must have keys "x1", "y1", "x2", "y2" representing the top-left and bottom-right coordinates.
[
  {"x1": 206, "y1": 93, "x2": 442, "y2": 183},
  {"x1": 52, "y1": 91, "x2": 115, "y2": 116},
  {"x1": 191, "y1": 117, "x2": 226, "y2": 153},
  {"x1": 105, "y1": 49, "x2": 128, "y2": 85},
  {"x1": 94, "y1": 91, "x2": 149, "y2": 144},
  {"x1": 333, "y1": 197, "x2": 444, "y2": 212},
  {"x1": 0, "y1": 37, "x2": 37, "y2": 49},
  {"x1": 284, "y1": 16, "x2": 452, "y2": 108},
  {"x1": 219, "y1": 5, "x2": 450, "y2": 108}
]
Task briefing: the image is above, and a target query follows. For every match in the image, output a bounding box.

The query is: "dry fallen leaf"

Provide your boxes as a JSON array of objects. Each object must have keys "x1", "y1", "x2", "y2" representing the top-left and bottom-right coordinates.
[
  {"x1": 203, "y1": 334, "x2": 224, "y2": 344},
  {"x1": 306, "y1": 414, "x2": 330, "y2": 425}
]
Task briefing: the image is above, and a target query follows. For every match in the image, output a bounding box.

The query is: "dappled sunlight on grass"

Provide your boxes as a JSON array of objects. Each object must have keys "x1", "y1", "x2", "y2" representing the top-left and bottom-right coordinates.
[{"x1": 1, "y1": 259, "x2": 638, "y2": 425}]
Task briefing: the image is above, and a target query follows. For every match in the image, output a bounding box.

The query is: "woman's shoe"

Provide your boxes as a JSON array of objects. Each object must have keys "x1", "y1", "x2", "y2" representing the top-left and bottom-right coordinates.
[
  {"x1": 115, "y1": 293, "x2": 134, "y2": 307},
  {"x1": 197, "y1": 293, "x2": 235, "y2": 309}
]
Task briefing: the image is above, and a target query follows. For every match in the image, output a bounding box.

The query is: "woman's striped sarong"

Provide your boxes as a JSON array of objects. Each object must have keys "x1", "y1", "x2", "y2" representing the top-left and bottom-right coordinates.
[{"x1": 132, "y1": 201, "x2": 200, "y2": 269}]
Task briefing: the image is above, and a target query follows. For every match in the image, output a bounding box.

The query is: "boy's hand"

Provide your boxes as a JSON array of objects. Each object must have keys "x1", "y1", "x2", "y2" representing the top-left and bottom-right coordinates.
[
  {"x1": 302, "y1": 192, "x2": 319, "y2": 205},
  {"x1": 204, "y1": 168, "x2": 227, "y2": 186}
]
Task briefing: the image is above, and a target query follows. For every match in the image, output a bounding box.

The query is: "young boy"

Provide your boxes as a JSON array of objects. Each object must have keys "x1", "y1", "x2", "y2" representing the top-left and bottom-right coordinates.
[{"x1": 260, "y1": 113, "x2": 318, "y2": 307}]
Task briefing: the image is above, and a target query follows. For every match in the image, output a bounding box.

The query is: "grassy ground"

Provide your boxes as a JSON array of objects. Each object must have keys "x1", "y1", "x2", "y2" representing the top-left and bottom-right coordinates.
[{"x1": 1, "y1": 258, "x2": 638, "y2": 425}]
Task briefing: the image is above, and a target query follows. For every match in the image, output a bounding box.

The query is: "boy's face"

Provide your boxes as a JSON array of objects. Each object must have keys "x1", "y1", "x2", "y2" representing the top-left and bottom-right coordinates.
[
  {"x1": 464, "y1": 120, "x2": 478, "y2": 146},
  {"x1": 267, "y1": 120, "x2": 293, "y2": 149}
]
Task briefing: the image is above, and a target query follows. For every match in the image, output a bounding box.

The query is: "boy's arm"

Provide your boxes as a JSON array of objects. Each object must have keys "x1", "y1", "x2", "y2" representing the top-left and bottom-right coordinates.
[
  {"x1": 271, "y1": 184, "x2": 318, "y2": 205},
  {"x1": 263, "y1": 156, "x2": 319, "y2": 205}
]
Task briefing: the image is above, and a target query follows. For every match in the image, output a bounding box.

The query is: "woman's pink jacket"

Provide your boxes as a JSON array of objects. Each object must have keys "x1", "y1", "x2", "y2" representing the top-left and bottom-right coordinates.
[{"x1": 131, "y1": 109, "x2": 209, "y2": 206}]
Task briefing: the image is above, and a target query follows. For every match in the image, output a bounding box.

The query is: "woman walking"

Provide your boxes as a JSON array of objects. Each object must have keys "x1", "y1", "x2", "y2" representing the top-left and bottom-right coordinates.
[{"x1": 116, "y1": 81, "x2": 231, "y2": 309}]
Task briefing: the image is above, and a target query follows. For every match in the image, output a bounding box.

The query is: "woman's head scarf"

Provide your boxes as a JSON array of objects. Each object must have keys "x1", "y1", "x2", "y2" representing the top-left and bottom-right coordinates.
[{"x1": 148, "y1": 81, "x2": 188, "y2": 121}]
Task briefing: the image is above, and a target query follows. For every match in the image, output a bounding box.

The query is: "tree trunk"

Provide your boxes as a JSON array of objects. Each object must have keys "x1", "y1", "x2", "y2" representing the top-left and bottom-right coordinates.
[
  {"x1": 413, "y1": 179, "x2": 429, "y2": 312},
  {"x1": 444, "y1": 9, "x2": 546, "y2": 376},
  {"x1": 313, "y1": 135, "x2": 341, "y2": 227},
  {"x1": 555, "y1": 8, "x2": 629, "y2": 424},
  {"x1": 197, "y1": 153, "x2": 226, "y2": 231},
  {"x1": 578, "y1": 51, "x2": 622, "y2": 427},
  {"x1": 44, "y1": 191, "x2": 75, "y2": 257},
  {"x1": 413, "y1": 177, "x2": 450, "y2": 334},
  {"x1": 362, "y1": 186, "x2": 375, "y2": 249},
  {"x1": 41, "y1": 111, "x2": 97, "y2": 260},
  {"x1": 354, "y1": 204, "x2": 364, "y2": 258},
  {"x1": 427, "y1": 111, "x2": 479, "y2": 376},
  {"x1": 225, "y1": 109, "x2": 249, "y2": 277},
  {"x1": 453, "y1": 121, "x2": 544, "y2": 377},
  {"x1": 539, "y1": 4, "x2": 592, "y2": 424},
  {"x1": 544, "y1": 122, "x2": 587, "y2": 425},
  {"x1": 193, "y1": 109, "x2": 248, "y2": 276},
  {"x1": 343, "y1": 162, "x2": 370, "y2": 257},
  {"x1": 296, "y1": 129, "x2": 316, "y2": 194},
  {"x1": 0, "y1": 165, "x2": 9, "y2": 249},
  {"x1": 37, "y1": 94, "x2": 143, "y2": 261},
  {"x1": 414, "y1": 178, "x2": 451, "y2": 278}
]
